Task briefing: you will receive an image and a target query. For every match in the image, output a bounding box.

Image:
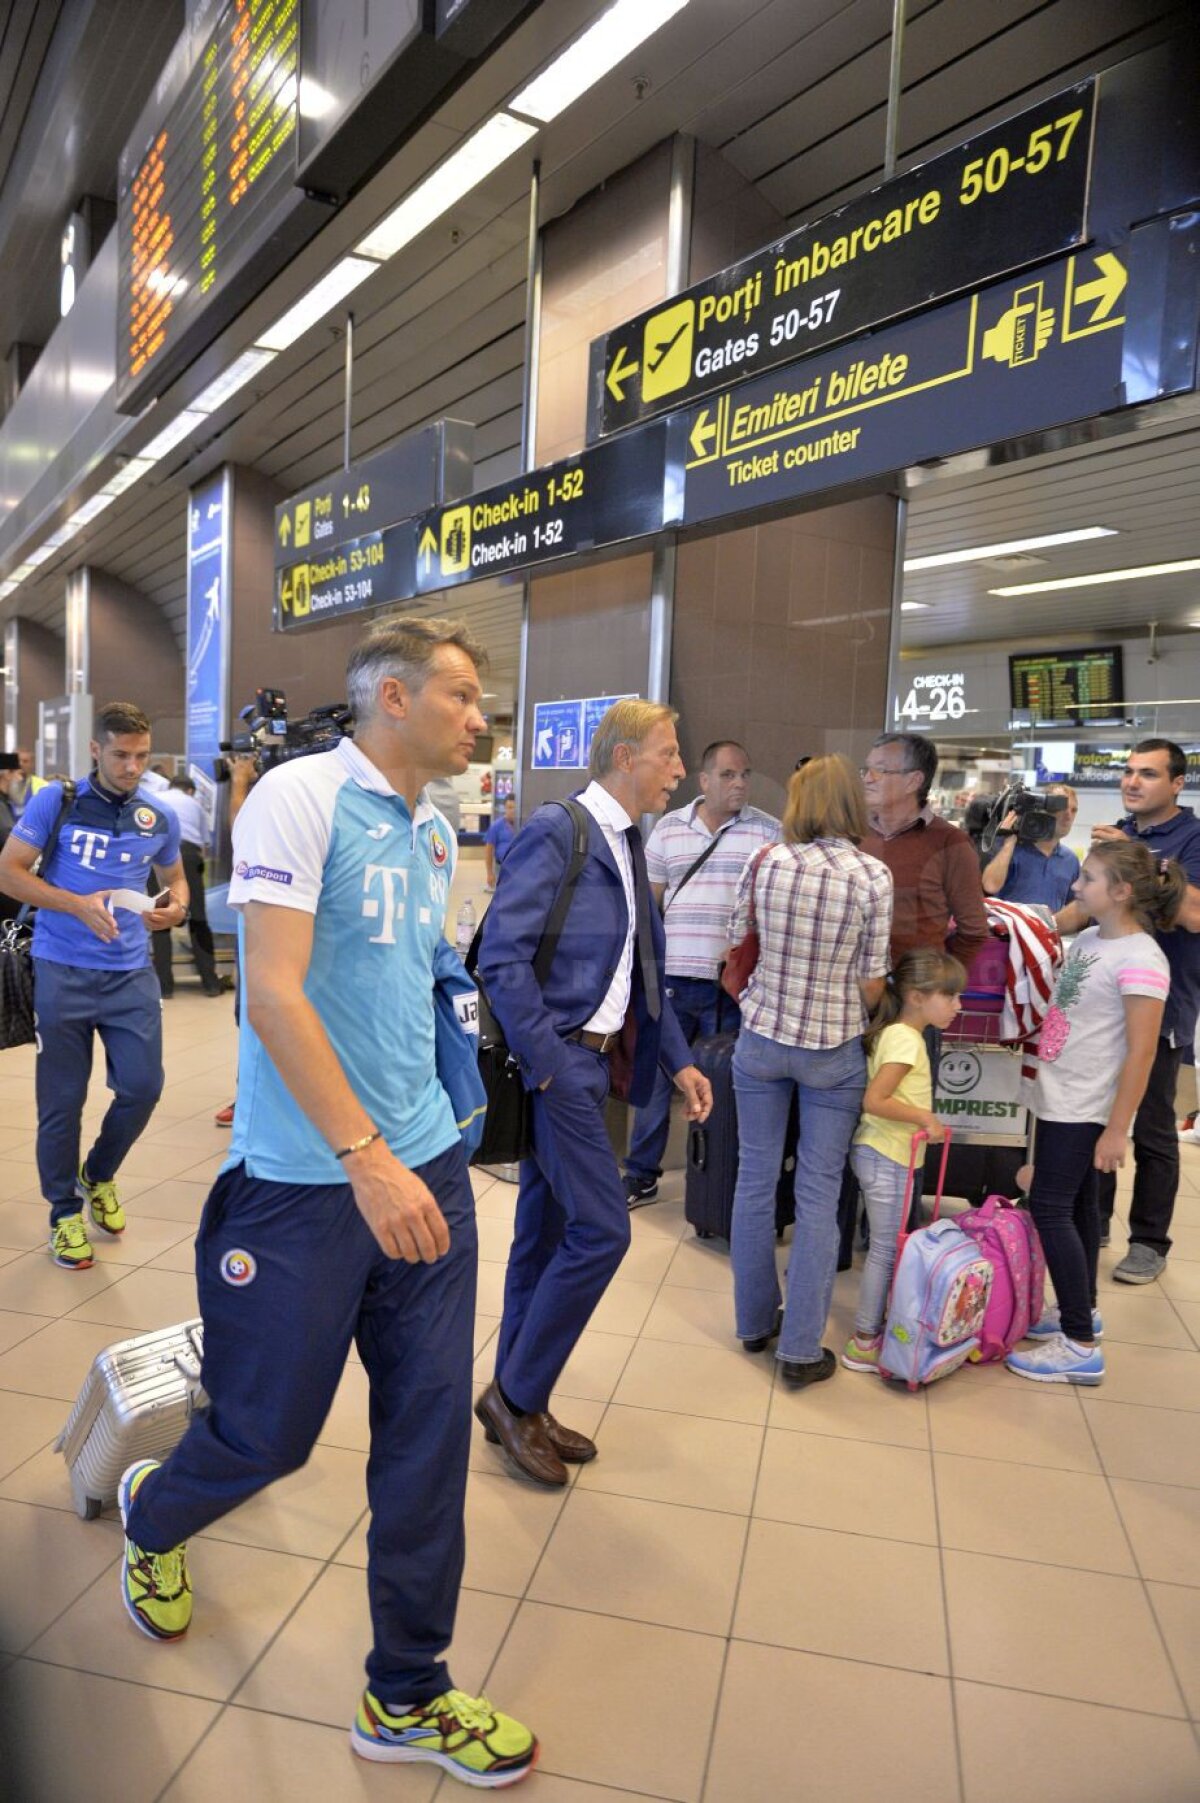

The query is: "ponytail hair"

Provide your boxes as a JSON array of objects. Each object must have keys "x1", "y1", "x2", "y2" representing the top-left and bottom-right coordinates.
[
  {"x1": 865, "y1": 946, "x2": 966, "y2": 1051},
  {"x1": 1086, "y1": 840, "x2": 1186, "y2": 932}
]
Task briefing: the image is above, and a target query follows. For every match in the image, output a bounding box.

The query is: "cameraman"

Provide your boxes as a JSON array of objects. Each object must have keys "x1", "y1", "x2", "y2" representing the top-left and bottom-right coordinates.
[{"x1": 981, "y1": 783, "x2": 1080, "y2": 914}]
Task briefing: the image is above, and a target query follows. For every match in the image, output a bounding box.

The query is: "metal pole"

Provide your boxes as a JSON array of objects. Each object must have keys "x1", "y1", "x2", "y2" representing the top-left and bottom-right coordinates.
[
  {"x1": 343, "y1": 311, "x2": 354, "y2": 471},
  {"x1": 883, "y1": 0, "x2": 907, "y2": 180},
  {"x1": 519, "y1": 160, "x2": 542, "y2": 473}
]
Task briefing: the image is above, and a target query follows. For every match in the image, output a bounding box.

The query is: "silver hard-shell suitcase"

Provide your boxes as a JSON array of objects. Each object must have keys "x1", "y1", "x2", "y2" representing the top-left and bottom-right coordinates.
[{"x1": 55, "y1": 1319, "x2": 208, "y2": 1518}]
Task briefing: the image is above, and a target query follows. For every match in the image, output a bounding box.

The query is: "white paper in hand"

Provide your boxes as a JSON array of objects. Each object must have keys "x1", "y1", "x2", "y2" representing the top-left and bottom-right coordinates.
[{"x1": 107, "y1": 888, "x2": 160, "y2": 915}]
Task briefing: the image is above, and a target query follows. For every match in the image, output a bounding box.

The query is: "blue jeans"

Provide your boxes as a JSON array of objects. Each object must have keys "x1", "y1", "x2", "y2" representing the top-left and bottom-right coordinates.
[
  {"x1": 625, "y1": 976, "x2": 738, "y2": 1181},
  {"x1": 850, "y1": 1143, "x2": 910, "y2": 1336},
  {"x1": 731, "y1": 1028, "x2": 867, "y2": 1363}
]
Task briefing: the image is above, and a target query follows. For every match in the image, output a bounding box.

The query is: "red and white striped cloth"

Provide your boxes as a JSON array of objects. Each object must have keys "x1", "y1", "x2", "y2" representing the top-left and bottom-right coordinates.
[{"x1": 982, "y1": 899, "x2": 1064, "y2": 1083}]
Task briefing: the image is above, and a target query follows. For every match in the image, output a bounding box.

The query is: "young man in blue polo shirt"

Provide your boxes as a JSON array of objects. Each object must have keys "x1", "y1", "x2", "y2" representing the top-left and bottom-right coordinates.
[
  {"x1": 111, "y1": 617, "x2": 538, "y2": 1789},
  {"x1": 0, "y1": 701, "x2": 187, "y2": 1270},
  {"x1": 1059, "y1": 739, "x2": 1200, "y2": 1283}
]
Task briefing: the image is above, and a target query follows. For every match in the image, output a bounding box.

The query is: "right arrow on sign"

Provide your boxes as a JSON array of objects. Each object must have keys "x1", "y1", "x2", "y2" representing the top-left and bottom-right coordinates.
[{"x1": 1073, "y1": 251, "x2": 1126, "y2": 323}]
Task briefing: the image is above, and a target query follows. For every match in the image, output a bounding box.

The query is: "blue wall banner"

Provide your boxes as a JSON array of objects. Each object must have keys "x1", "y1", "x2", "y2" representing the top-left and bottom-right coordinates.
[
  {"x1": 583, "y1": 695, "x2": 638, "y2": 762},
  {"x1": 532, "y1": 701, "x2": 584, "y2": 770},
  {"x1": 186, "y1": 471, "x2": 229, "y2": 775}
]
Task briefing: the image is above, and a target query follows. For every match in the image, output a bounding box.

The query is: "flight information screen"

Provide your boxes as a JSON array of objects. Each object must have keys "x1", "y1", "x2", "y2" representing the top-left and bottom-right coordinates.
[
  {"x1": 1009, "y1": 646, "x2": 1124, "y2": 724},
  {"x1": 116, "y1": 0, "x2": 299, "y2": 409}
]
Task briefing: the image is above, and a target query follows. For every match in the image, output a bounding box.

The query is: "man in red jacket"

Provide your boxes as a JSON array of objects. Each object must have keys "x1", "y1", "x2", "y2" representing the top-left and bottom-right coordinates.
[{"x1": 860, "y1": 732, "x2": 988, "y2": 974}]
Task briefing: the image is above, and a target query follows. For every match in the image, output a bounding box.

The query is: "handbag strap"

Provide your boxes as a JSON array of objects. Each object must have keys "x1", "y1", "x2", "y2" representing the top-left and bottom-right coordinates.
[
  {"x1": 743, "y1": 843, "x2": 776, "y2": 933},
  {"x1": 16, "y1": 779, "x2": 78, "y2": 927},
  {"x1": 663, "y1": 823, "x2": 727, "y2": 913}
]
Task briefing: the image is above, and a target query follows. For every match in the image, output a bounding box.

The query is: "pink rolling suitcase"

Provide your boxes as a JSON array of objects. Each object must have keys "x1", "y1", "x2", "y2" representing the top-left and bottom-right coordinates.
[
  {"x1": 55, "y1": 1320, "x2": 207, "y2": 1518},
  {"x1": 879, "y1": 1131, "x2": 994, "y2": 1390}
]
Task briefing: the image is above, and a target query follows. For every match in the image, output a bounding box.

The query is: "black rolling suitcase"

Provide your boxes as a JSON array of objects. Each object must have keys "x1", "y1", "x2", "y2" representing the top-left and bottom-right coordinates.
[{"x1": 685, "y1": 1033, "x2": 796, "y2": 1241}]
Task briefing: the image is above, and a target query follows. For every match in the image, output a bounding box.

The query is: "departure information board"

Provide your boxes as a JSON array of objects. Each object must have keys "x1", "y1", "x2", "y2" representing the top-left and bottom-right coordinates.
[
  {"x1": 1009, "y1": 647, "x2": 1124, "y2": 723},
  {"x1": 117, "y1": 0, "x2": 299, "y2": 410}
]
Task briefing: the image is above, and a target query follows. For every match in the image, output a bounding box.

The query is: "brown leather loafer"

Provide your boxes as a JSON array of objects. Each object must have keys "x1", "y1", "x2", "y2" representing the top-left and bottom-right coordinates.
[
  {"x1": 475, "y1": 1381, "x2": 568, "y2": 1487},
  {"x1": 540, "y1": 1412, "x2": 597, "y2": 1463}
]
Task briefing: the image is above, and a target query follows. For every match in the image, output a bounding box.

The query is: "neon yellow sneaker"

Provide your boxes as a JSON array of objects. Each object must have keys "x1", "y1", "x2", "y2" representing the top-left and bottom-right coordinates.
[
  {"x1": 841, "y1": 1332, "x2": 883, "y2": 1374},
  {"x1": 49, "y1": 1212, "x2": 94, "y2": 1270},
  {"x1": 118, "y1": 1460, "x2": 192, "y2": 1641},
  {"x1": 78, "y1": 1165, "x2": 125, "y2": 1235},
  {"x1": 351, "y1": 1687, "x2": 538, "y2": 1787}
]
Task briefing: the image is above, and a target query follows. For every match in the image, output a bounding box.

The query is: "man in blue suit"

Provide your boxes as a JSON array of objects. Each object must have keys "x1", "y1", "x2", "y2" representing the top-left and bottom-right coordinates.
[{"x1": 476, "y1": 699, "x2": 712, "y2": 1485}]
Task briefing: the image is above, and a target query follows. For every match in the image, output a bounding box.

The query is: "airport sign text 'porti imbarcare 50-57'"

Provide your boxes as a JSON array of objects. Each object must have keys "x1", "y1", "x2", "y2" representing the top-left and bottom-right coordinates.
[{"x1": 589, "y1": 81, "x2": 1096, "y2": 438}]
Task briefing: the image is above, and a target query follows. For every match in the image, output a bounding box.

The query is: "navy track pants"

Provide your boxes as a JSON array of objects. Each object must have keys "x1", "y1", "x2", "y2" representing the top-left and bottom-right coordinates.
[{"x1": 126, "y1": 1144, "x2": 478, "y2": 1704}]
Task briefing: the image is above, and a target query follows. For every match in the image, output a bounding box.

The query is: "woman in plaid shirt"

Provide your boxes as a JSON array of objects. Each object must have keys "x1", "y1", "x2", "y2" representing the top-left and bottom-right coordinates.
[{"x1": 728, "y1": 756, "x2": 893, "y2": 1386}]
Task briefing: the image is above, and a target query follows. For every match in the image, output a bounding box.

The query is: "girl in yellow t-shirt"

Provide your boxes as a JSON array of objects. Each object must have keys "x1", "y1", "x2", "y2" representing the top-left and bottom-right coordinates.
[{"x1": 843, "y1": 947, "x2": 965, "y2": 1374}]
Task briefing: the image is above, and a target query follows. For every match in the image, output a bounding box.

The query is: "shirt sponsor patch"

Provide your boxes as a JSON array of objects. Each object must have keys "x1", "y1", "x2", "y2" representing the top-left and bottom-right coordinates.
[
  {"x1": 428, "y1": 827, "x2": 449, "y2": 869},
  {"x1": 235, "y1": 861, "x2": 293, "y2": 885}
]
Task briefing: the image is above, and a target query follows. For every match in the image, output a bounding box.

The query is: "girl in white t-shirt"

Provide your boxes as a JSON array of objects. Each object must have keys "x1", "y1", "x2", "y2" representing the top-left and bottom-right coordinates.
[
  {"x1": 1007, "y1": 840, "x2": 1184, "y2": 1386},
  {"x1": 844, "y1": 948, "x2": 965, "y2": 1373}
]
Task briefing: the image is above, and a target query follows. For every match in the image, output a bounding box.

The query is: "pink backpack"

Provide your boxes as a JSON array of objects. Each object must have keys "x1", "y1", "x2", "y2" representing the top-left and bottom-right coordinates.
[{"x1": 957, "y1": 1195, "x2": 1046, "y2": 1361}]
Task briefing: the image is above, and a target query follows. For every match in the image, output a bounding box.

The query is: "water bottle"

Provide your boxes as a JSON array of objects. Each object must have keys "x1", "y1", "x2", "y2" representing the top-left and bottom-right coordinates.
[{"x1": 455, "y1": 898, "x2": 476, "y2": 958}]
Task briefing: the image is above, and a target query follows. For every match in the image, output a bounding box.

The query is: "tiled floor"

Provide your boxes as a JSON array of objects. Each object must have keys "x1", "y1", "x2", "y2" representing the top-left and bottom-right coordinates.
[{"x1": 0, "y1": 990, "x2": 1198, "y2": 1801}]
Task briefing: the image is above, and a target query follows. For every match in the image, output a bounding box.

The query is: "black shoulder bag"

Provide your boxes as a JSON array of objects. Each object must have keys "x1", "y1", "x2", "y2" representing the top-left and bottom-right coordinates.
[
  {"x1": 466, "y1": 798, "x2": 590, "y2": 1165},
  {"x1": 0, "y1": 781, "x2": 78, "y2": 1051}
]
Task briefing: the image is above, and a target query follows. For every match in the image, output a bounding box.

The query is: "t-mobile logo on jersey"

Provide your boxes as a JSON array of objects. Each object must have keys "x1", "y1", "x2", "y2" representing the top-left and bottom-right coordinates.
[
  {"x1": 70, "y1": 828, "x2": 111, "y2": 870},
  {"x1": 361, "y1": 863, "x2": 409, "y2": 944}
]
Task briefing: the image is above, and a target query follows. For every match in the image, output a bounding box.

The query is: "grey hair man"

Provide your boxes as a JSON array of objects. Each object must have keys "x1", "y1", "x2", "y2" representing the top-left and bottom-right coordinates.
[{"x1": 107, "y1": 617, "x2": 539, "y2": 1784}]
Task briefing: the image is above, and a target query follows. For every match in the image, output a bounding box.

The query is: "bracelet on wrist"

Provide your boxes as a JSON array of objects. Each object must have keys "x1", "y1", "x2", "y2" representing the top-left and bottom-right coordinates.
[{"x1": 335, "y1": 1129, "x2": 382, "y2": 1161}]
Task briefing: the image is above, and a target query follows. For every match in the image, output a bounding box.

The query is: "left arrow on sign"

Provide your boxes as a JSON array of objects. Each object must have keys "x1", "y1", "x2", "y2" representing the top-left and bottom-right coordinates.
[
  {"x1": 606, "y1": 343, "x2": 639, "y2": 403},
  {"x1": 689, "y1": 410, "x2": 717, "y2": 460},
  {"x1": 418, "y1": 526, "x2": 438, "y2": 574}
]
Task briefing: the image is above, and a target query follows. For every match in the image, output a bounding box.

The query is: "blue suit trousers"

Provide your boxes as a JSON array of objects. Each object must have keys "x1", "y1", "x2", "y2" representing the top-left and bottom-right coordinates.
[
  {"x1": 495, "y1": 1042, "x2": 631, "y2": 1413},
  {"x1": 126, "y1": 1145, "x2": 477, "y2": 1705}
]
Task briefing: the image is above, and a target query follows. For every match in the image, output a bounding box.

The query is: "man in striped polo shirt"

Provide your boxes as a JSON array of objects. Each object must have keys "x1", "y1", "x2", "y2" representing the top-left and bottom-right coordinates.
[{"x1": 623, "y1": 740, "x2": 780, "y2": 1206}]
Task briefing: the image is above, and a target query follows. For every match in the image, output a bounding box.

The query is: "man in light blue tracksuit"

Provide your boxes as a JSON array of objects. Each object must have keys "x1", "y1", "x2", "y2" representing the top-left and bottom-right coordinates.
[
  {"x1": 0, "y1": 700, "x2": 188, "y2": 1270},
  {"x1": 113, "y1": 617, "x2": 538, "y2": 1790}
]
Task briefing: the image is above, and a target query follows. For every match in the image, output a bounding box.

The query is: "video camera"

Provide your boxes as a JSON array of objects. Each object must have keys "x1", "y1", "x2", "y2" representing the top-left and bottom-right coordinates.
[
  {"x1": 215, "y1": 688, "x2": 352, "y2": 780},
  {"x1": 978, "y1": 779, "x2": 1068, "y2": 856}
]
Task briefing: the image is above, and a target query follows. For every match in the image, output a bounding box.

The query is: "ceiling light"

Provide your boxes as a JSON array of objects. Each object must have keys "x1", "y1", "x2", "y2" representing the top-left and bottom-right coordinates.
[
  {"x1": 904, "y1": 528, "x2": 1116, "y2": 572},
  {"x1": 8, "y1": 563, "x2": 34, "y2": 581},
  {"x1": 192, "y1": 346, "x2": 276, "y2": 414},
  {"x1": 64, "y1": 492, "x2": 117, "y2": 531},
  {"x1": 510, "y1": 0, "x2": 692, "y2": 123},
  {"x1": 0, "y1": 581, "x2": 16, "y2": 600},
  {"x1": 141, "y1": 408, "x2": 208, "y2": 463},
  {"x1": 900, "y1": 601, "x2": 928, "y2": 612},
  {"x1": 356, "y1": 113, "x2": 537, "y2": 261},
  {"x1": 99, "y1": 458, "x2": 154, "y2": 498},
  {"x1": 255, "y1": 256, "x2": 379, "y2": 352},
  {"x1": 298, "y1": 77, "x2": 336, "y2": 119},
  {"x1": 24, "y1": 544, "x2": 55, "y2": 568},
  {"x1": 989, "y1": 558, "x2": 1200, "y2": 596}
]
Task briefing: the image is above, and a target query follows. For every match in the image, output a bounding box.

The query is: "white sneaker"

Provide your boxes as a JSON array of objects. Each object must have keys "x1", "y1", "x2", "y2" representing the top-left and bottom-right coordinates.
[
  {"x1": 1006, "y1": 1333, "x2": 1105, "y2": 1385},
  {"x1": 1026, "y1": 1305, "x2": 1103, "y2": 1340}
]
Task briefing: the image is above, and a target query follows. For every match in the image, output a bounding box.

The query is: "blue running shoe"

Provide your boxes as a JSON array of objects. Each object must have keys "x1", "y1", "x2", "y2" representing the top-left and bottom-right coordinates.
[
  {"x1": 1026, "y1": 1306, "x2": 1103, "y2": 1341},
  {"x1": 1005, "y1": 1333, "x2": 1105, "y2": 1386}
]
